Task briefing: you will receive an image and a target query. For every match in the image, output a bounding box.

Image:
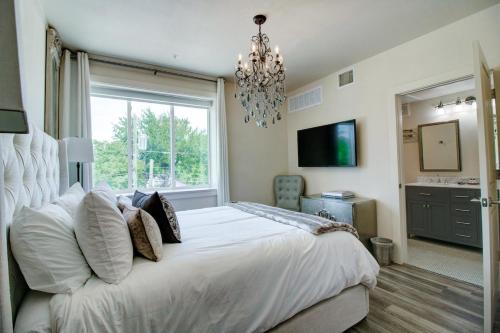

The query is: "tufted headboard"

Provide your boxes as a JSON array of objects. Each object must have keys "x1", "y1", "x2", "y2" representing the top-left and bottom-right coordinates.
[
  {"x1": 0, "y1": 124, "x2": 69, "y2": 333},
  {"x1": 274, "y1": 175, "x2": 305, "y2": 212}
]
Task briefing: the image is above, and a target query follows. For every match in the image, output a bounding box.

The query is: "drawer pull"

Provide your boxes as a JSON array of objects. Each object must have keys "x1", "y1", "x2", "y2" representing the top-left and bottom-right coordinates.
[
  {"x1": 455, "y1": 195, "x2": 469, "y2": 198},
  {"x1": 455, "y1": 208, "x2": 470, "y2": 213},
  {"x1": 456, "y1": 233, "x2": 472, "y2": 238},
  {"x1": 456, "y1": 221, "x2": 471, "y2": 225},
  {"x1": 419, "y1": 193, "x2": 432, "y2": 196}
]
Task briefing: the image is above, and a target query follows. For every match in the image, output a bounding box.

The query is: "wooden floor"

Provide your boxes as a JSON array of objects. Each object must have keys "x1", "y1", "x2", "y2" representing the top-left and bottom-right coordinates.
[{"x1": 346, "y1": 264, "x2": 500, "y2": 333}]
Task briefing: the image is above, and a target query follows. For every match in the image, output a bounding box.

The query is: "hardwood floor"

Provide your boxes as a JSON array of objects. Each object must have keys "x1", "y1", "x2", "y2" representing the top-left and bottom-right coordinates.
[{"x1": 347, "y1": 264, "x2": 500, "y2": 333}]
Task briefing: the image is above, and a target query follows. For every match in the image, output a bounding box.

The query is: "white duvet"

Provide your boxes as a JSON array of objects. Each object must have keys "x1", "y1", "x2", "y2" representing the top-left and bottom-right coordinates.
[{"x1": 50, "y1": 206, "x2": 379, "y2": 333}]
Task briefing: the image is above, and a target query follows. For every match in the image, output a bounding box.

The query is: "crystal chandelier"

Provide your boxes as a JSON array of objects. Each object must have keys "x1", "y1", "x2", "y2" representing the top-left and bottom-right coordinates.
[{"x1": 234, "y1": 15, "x2": 286, "y2": 128}]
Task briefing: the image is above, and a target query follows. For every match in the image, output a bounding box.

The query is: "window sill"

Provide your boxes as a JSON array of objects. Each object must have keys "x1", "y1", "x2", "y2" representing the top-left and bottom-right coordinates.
[{"x1": 117, "y1": 187, "x2": 217, "y2": 200}]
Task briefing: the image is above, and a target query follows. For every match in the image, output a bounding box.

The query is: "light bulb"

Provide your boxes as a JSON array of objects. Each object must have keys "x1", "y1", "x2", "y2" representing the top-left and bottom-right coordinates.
[
  {"x1": 244, "y1": 62, "x2": 248, "y2": 70},
  {"x1": 275, "y1": 46, "x2": 279, "y2": 54},
  {"x1": 238, "y1": 54, "x2": 242, "y2": 61},
  {"x1": 252, "y1": 43, "x2": 256, "y2": 52}
]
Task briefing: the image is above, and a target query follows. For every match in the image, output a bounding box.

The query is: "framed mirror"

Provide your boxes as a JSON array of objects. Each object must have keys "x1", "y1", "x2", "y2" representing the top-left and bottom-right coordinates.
[
  {"x1": 418, "y1": 120, "x2": 461, "y2": 171},
  {"x1": 44, "y1": 27, "x2": 62, "y2": 138}
]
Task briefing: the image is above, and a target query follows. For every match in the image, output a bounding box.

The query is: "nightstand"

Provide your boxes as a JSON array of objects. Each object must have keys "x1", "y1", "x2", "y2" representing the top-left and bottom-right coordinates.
[{"x1": 300, "y1": 194, "x2": 377, "y2": 249}]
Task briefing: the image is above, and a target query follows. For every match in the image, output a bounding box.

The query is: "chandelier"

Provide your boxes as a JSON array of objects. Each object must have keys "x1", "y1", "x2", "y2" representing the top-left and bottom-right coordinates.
[{"x1": 234, "y1": 14, "x2": 286, "y2": 128}]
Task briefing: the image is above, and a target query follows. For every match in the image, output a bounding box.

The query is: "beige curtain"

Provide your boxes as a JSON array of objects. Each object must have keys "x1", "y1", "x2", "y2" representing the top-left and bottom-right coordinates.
[
  {"x1": 58, "y1": 51, "x2": 93, "y2": 191},
  {"x1": 216, "y1": 78, "x2": 230, "y2": 205}
]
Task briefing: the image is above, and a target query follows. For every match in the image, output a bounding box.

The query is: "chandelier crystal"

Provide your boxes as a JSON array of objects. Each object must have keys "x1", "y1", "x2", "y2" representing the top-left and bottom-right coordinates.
[{"x1": 234, "y1": 15, "x2": 286, "y2": 128}]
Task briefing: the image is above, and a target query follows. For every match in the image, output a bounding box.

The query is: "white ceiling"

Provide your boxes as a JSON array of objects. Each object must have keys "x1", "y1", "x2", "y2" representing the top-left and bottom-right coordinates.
[
  {"x1": 40, "y1": 0, "x2": 500, "y2": 91},
  {"x1": 401, "y1": 78, "x2": 475, "y2": 103}
]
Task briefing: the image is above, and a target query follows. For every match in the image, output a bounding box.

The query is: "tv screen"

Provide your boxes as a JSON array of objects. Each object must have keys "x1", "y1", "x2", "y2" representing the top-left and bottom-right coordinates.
[{"x1": 297, "y1": 119, "x2": 357, "y2": 167}]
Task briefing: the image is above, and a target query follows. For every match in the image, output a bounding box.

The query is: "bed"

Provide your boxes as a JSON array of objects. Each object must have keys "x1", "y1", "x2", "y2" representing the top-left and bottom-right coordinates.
[{"x1": 0, "y1": 125, "x2": 379, "y2": 333}]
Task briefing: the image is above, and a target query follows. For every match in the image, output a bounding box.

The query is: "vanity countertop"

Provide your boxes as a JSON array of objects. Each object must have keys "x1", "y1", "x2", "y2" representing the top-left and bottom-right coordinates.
[{"x1": 405, "y1": 182, "x2": 481, "y2": 189}]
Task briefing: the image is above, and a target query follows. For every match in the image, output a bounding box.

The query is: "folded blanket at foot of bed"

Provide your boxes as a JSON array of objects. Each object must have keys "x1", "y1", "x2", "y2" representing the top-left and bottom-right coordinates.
[{"x1": 228, "y1": 201, "x2": 359, "y2": 238}]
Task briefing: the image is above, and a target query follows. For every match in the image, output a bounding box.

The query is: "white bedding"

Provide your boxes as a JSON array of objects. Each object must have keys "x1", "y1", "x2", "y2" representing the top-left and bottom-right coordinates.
[{"x1": 49, "y1": 206, "x2": 379, "y2": 333}]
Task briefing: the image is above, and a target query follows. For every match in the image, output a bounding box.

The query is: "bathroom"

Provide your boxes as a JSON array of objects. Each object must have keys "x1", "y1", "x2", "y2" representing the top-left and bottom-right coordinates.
[{"x1": 401, "y1": 78, "x2": 487, "y2": 285}]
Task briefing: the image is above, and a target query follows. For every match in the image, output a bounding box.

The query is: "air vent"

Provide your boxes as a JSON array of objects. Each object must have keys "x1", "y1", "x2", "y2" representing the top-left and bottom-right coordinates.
[
  {"x1": 338, "y1": 68, "x2": 354, "y2": 88},
  {"x1": 288, "y1": 86, "x2": 323, "y2": 113}
]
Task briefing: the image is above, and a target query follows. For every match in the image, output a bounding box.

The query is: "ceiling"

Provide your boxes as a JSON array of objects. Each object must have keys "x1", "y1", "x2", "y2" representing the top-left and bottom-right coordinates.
[
  {"x1": 40, "y1": 0, "x2": 500, "y2": 91},
  {"x1": 400, "y1": 78, "x2": 475, "y2": 104}
]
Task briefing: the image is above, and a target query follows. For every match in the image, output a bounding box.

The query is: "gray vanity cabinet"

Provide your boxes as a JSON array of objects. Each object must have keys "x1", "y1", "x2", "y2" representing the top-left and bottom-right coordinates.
[{"x1": 406, "y1": 185, "x2": 482, "y2": 248}]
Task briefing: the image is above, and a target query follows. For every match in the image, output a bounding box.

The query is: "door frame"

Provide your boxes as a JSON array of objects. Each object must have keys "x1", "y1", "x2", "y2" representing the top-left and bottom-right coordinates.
[{"x1": 387, "y1": 68, "x2": 473, "y2": 264}]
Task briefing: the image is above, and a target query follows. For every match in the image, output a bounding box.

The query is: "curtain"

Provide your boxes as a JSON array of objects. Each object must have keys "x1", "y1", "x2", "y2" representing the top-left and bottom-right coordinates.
[
  {"x1": 216, "y1": 78, "x2": 230, "y2": 206},
  {"x1": 0, "y1": 139, "x2": 12, "y2": 333},
  {"x1": 58, "y1": 51, "x2": 93, "y2": 191}
]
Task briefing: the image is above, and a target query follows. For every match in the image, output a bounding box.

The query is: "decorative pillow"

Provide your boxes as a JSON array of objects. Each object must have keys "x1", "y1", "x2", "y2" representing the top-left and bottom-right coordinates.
[
  {"x1": 54, "y1": 182, "x2": 85, "y2": 216},
  {"x1": 117, "y1": 195, "x2": 133, "y2": 212},
  {"x1": 75, "y1": 190, "x2": 133, "y2": 284},
  {"x1": 93, "y1": 182, "x2": 116, "y2": 204},
  {"x1": 132, "y1": 191, "x2": 181, "y2": 243},
  {"x1": 123, "y1": 207, "x2": 163, "y2": 261},
  {"x1": 10, "y1": 204, "x2": 91, "y2": 293}
]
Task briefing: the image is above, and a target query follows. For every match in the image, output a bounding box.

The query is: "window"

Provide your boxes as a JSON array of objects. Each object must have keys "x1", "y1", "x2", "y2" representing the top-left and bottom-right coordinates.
[{"x1": 90, "y1": 86, "x2": 211, "y2": 192}]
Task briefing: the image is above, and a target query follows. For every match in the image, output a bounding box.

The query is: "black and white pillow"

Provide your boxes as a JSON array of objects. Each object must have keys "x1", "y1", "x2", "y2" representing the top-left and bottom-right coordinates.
[{"x1": 132, "y1": 191, "x2": 181, "y2": 243}]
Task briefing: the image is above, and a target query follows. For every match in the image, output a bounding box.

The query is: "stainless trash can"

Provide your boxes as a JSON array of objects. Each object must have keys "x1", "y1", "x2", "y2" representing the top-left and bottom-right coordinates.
[{"x1": 370, "y1": 237, "x2": 393, "y2": 266}]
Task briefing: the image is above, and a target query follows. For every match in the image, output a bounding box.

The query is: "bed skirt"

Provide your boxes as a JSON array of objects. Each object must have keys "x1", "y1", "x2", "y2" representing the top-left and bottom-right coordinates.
[{"x1": 268, "y1": 284, "x2": 369, "y2": 333}]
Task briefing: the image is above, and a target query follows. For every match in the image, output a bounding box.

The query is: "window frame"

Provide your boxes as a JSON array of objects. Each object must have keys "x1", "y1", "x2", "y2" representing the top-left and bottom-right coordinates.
[{"x1": 90, "y1": 84, "x2": 214, "y2": 193}]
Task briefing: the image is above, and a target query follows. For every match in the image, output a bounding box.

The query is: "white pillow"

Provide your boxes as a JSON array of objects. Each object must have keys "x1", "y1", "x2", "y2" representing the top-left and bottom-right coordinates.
[
  {"x1": 54, "y1": 182, "x2": 85, "y2": 216},
  {"x1": 93, "y1": 182, "x2": 116, "y2": 204},
  {"x1": 75, "y1": 191, "x2": 133, "y2": 284},
  {"x1": 10, "y1": 204, "x2": 91, "y2": 293}
]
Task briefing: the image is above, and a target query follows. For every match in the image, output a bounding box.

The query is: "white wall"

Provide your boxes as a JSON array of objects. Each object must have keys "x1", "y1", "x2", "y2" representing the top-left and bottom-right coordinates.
[
  {"x1": 225, "y1": 82, "x2": 289, "y2": 205},
  {"x1": 286, "y1": 4, "x2": 500, "y2": 260},
  {"x1": 15, "y1": 0, "x2": 47, "y2": 128},
  {"x1": 403, "y1": 90, "x2": 478, "y2": 183}
]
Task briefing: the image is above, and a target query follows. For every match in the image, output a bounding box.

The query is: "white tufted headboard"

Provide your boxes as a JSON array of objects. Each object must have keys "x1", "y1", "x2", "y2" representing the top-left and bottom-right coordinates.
[{"x1": 0, "y1": 124, "x2": 69, "y2": 333}]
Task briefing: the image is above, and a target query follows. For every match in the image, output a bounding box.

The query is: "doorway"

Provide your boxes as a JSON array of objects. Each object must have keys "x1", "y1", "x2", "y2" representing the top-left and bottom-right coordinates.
[
  {"x1": 389, "y1": 43, "x2": 499, "y2": 332},
  {"x1": 398, "y1": 78, "x2": 484, "y2": 285}
]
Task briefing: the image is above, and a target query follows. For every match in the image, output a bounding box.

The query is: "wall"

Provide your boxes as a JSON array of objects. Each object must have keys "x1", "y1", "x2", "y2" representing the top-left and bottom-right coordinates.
[
  {"x1": 225, "y1": 82, "x2": 289, "y2": 205},
  {"x1": 15, "y1": 0, "x2": 47, "y2": 128},
  {"x1": 403, "y1": 90, "x2": 478, "y2": 183},
  {"x1": 286, "y1": 4, "x2": 500, "y2": 259}
]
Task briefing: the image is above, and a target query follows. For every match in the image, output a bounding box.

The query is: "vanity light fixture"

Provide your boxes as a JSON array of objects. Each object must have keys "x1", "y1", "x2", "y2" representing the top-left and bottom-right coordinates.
[
  {"x1": 434, "y1": 95, "x2": 476, "y2": 111},
  {"x1": 465, "y1": 96, "x2": 476, "y2": 105}
]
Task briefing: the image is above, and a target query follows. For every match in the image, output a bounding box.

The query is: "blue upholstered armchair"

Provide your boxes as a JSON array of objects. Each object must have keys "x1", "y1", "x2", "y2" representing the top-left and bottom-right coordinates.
[{"x1": 274, "y1": 175, "x2": 305, "y2": 211}]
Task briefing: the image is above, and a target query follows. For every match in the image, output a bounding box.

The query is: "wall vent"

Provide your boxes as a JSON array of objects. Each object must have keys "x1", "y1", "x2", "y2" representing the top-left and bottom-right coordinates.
[
  {"x1": 288, "y1": 86, "x2": 323, "y2": 113},
  {"x1": 338, "y1": 68, "x2": 354, "y2": 88}
]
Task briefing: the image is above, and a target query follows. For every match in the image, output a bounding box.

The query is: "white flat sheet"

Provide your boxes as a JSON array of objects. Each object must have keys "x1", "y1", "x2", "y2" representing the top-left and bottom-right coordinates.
[{"x1": 50, "y1": 206, "x2": 379, "y2": 333}]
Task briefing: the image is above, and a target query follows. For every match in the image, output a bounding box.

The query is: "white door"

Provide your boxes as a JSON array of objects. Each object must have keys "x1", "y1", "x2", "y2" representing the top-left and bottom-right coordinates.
[{"x1": 474, "y1": 41, "x2": 498, "y2": 333}]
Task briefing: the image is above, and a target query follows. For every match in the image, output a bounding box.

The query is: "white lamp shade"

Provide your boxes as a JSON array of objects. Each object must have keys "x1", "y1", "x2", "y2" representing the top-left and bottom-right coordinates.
[
  {"x1": 64, "y1": 137, "x2": 94, "y2": 163},
  {"x1": 0, "y1": 0, "x2": 29, "y2": 133}
]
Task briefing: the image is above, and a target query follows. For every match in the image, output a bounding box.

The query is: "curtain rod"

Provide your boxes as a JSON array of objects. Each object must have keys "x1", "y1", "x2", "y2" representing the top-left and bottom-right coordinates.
[{"x1": 68, "y1": 51, "x2": 219, "y2": 83}]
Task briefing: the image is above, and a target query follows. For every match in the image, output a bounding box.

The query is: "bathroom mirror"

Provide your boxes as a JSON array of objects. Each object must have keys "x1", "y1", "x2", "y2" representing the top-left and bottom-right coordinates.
[{"x1": 418, "y1": 120, "x2": 461, "y2": 171}]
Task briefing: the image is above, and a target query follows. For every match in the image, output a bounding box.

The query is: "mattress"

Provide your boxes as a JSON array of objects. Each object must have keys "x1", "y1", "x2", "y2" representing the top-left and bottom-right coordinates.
[{"x1": 19, "y1": 206, "x2": 379, "y2": 333}]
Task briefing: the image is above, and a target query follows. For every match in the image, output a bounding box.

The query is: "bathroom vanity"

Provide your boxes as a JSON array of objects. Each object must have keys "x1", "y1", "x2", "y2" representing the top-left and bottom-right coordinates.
[{"x1": 406, "y1": 183, "x2": 482, "y2": 248}]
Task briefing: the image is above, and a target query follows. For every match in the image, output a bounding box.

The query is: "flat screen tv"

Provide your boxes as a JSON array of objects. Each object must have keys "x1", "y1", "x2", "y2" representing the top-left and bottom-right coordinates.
[{"x1": 297, "y1": 119, "x2": 357, "y2": 167}]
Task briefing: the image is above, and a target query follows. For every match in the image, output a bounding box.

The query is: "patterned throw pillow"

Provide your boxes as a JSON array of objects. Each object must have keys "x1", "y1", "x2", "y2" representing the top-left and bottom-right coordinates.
[
  {"x1": 116, "y1": 195, "x2": 133, "y2": 212},
  {"x1": 122, "y1": 207, "x2": 163, "y2": 262},
  {"x1": 132, "y1": 191, "x2": 181, "y2": 243}
]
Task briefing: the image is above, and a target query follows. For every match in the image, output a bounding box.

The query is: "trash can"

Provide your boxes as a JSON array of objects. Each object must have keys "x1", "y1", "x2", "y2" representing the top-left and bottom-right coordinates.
[{"x1": 370, "y1": 237, "x2": 393, "y2": 266}]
